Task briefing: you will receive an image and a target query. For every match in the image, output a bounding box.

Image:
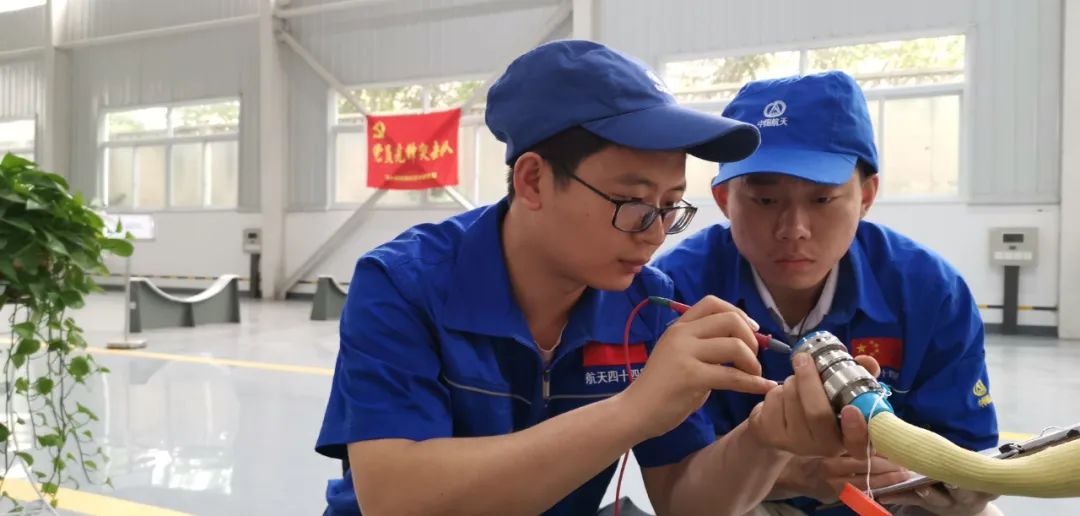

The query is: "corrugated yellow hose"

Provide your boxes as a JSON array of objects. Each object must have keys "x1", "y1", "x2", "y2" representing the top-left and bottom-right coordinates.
[
  {"x1": 794, "y1": 331, "x2": 1080, "y2": 498},
  {"x1": 869, "y1": 411, "x2": 1080, "y2": 497}
]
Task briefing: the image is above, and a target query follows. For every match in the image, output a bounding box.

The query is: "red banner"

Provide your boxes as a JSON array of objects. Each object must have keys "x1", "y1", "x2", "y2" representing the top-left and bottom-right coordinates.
[{"x1": 367, "y1": 109, "x2": 460, "y2": 190}]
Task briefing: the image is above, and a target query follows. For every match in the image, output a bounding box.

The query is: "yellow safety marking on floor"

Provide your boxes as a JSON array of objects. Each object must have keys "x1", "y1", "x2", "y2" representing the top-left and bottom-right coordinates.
[
  {"x1": 3, "y1": 478, "x2": 191, "y2": 516},
  {"x1": 999, "y1": 431, "x2": 1036, "y2": 442},
  {"x1": 87, "y1": 347, "x2": 334, "y2": 376}
]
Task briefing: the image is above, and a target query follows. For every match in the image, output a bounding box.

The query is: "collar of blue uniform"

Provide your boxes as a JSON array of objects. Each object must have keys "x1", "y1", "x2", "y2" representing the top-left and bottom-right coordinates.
[
  {"x1": 729, "y1": 231, "x2": 895, "y2": 327},
  {"x1": 441, "y1": 199, "x2": 654, "y2": 346}
]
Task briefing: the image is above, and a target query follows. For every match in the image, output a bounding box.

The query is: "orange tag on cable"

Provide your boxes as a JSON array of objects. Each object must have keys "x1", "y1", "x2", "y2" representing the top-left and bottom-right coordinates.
[{"x1": 839, "y1": 483, "x2": 891, "y2": 516}]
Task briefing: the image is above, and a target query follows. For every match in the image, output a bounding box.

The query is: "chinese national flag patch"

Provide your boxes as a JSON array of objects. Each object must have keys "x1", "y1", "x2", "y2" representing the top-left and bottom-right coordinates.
[
  {"x1": 850, "y1": 337, "x2": 903, "y2": 370},
  {"x1": 583, "y1": 342, "x2": 647, "y2": 367}
]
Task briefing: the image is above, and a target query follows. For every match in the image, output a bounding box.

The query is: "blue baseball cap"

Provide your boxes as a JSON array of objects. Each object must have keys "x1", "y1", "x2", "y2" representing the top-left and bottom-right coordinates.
[
  {"x1": 713, "y1": 71, "x2": 879, "y2": 186},
  {"x1": 486, "y1": 40, "x2": 760, "y2": 166}
]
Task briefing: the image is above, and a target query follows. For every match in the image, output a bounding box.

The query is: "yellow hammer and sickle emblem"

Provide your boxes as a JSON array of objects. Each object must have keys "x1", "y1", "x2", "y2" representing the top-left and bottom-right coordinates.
[{"x1": 372, "y1": 121, "x2": 387, "y2": 140}]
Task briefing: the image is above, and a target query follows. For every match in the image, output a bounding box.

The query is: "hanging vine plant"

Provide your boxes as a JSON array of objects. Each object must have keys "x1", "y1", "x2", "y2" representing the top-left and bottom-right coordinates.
[{"x1": 0, "y1": 153, "x2": 133, "y2": 508}]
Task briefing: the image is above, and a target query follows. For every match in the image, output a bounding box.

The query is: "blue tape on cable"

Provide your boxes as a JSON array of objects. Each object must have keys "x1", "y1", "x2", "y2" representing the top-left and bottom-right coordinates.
[{"x1": 851, "y1": 390, "x2": 895, "y2": 421}]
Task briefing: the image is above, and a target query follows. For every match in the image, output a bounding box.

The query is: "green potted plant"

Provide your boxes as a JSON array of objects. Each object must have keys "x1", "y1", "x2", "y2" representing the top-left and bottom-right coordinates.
[{"x1": 0, "y1": 153, "x2": 133, "y2": 508}]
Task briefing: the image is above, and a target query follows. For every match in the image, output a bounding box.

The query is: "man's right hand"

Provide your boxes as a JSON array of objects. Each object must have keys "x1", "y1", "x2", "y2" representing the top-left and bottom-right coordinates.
[
  {"x1": 618, "y1": 295, "x2": 778, "y2": 440},
  {"x1": 747, "y1": 351, "x2": 881, "y2": 458}
]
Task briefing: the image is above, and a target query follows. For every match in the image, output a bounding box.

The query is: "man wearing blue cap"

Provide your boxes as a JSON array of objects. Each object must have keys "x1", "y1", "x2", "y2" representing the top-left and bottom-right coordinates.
[
  {"x1": 315, "y1": 43, "x2": 880, "y2": 515},
  {"x1": 654, "y1": 71, "x2": 1000, "y2": 515}
]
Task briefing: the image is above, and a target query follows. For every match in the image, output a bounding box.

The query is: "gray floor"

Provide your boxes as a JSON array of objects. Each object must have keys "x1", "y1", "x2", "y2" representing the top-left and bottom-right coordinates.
[{"x1": 4, "y1": 293, "x2": 1078, "y2": 515}]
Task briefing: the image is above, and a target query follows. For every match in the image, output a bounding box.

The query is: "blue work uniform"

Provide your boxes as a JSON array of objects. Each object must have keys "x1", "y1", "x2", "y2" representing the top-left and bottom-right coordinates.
[
  {"x1": 653, "y1": 221, "x2": 998, "y2": 515},
  {"x1": 316, "y1": 200, "x2": 715, "y2": 515}
]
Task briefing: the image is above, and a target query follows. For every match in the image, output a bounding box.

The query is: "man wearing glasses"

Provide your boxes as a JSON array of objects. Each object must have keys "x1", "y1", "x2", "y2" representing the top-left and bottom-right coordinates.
[{"x1": 315, "y1": 42, "x2": 878, "y2": 515}]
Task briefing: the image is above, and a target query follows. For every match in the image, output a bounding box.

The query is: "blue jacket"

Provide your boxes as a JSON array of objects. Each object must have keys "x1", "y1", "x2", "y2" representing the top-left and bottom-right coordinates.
[
  {"x1": 316, "y1": 200, "x2": 715, "y2": 515},
  {"x1": 653, "y1": 221, "x2": 998, "y2": 514}
]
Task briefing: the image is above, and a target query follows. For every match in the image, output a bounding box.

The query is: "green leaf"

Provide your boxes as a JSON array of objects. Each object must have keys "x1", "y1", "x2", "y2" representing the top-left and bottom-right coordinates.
[
  {"x1": 34, "y1": 377, "x2": 54, "y2": 395},
  {"x1": 44, "y1": 233, "x2": 69, "y2": 257},
  {"x1": 37, "y1": 434, "x2": 62, "y2": 447},
  {"x1": 82, "y1": 430, "x2": 92, "y2": 439},
  {"x1": 11, "y1": 353, "x2": 26, "y2": 368},
  {"x1": 0, "y1": 423, "x2": 8, "y2": 441},
  {"x1": 100, "y1": 238, "x2": 134, "y2": 257},
  {"x1": 12, "y1": 321, "x2": 35, "y2": 340},
  {"x1": 0, "y1": 216, "x2": 34, "y2": 234},
  {"x1": 85, "y1": 460, "x2": 98, "y2": 471},
  {"x1": 35, "y1": 471, "x2": 47, "y2": 480},
  {"x1": 76, "y1": 403, "x2": 99, "y2": 422},
  {"x1": 14, "y1": 452, "x2": 33, "y2": 467},
  {"x1": 69, "y1": 356, "x2": 91, "y2": 378},
  {"x1": 60, "y1": 290, "x2": 84, "y2": 309},
  {"x1": 47, "y1": 339, "x2": 69, "y2": 352},
  {"x1": 41, "y1": 482, "x2": 58, "y2": 495},
  {"x1": 16, "y1": 338, "x2": 41, "y2": 356},
  {"x1": 14, "y1": 378, "x2": 29, "y2": 393},
  {"x1": 0, "y1": 257, "x2": 17, "y2": 280}
]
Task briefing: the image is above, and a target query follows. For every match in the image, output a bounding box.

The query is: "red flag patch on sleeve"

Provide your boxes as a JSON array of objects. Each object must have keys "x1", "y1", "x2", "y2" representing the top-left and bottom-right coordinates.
[
  {"x1": 583, "y1": 342, "x2": 647, "y2": 367},
  {"x1": 850, "y1": 337, "x2": 903, "y2": 370}
]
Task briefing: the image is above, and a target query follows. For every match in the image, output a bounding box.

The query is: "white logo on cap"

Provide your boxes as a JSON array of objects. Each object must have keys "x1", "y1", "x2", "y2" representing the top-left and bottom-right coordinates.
[
  {"x1": 646, "y1": 70, "x2": 672, "y2": 95},
  {"x1": 763, "y1": 100, "x2": 787, "y2": 118}
]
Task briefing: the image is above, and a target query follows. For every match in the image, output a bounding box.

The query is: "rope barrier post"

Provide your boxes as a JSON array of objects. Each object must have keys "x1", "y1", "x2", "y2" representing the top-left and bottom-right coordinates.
[{"x1": 106, "y1": 254, "x2": 146, "y2": 350}]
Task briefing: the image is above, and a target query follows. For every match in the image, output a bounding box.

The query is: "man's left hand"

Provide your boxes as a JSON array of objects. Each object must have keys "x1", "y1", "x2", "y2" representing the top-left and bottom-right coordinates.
[{"x1": 879, "y1": 483, "x2": 1000, "y2": 516}]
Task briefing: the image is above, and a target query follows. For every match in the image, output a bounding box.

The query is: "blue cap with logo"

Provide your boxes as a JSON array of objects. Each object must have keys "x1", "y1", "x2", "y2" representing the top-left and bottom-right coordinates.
[
  {"x1": 486, "y1": 40, "x2": 760, "y2": 166},
  {"x1": 713, "y1": 70, "x2": 879, "y2": 186}
]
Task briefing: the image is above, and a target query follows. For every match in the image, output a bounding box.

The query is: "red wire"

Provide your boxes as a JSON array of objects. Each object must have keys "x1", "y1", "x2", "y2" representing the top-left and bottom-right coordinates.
[{"x1": 613, "y1": 298, "x2": 652, "y2": 516}]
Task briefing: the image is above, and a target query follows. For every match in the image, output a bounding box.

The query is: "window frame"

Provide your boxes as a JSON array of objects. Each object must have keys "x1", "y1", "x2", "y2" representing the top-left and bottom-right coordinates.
[
  {"x1": 0, "y1": 116, "x2": 37, "y2": 163},
  {"x1": 659, "y1": 29, "x2": 970, "y2": 203},
  {"x1": 328, "y1": 75, "x2": 490, "y2": 210},
  {"x1": 98, "y1": 97, "x2": 242, "y2": 213}
]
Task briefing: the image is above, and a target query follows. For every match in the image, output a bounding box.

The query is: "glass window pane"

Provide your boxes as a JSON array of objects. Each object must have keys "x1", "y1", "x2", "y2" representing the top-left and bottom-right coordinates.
[
  {"x1": 172, "y1": 100, "x2": 240, "y2": 136},
  {"x1": 333, "y1": 130, "x2": 418, "y2": 205},
  {"x1": 880, "y1": 95, "x2": 960, "y2": 196},
  {"x1": 207, "y1": 140, "x2": 239, "y2": 208},
  {"x1": 0, "y1": 119, "x2": 35, "y2": 148},
  {"x1": 170, "y1": 143, "x2": 204, "y2": 208},
  {"x1": 134, "y1": 146, "x2": 166, "y2": 209},
  {"x1": 107, "y1": 107, "x2": 168, "y2": 141},
  {"x1": 429, "y1": 80, "x2": 484, "y2": 110},
  {"x1": 807, "y1": 35, "x2": 965, "y2": 89},
  {"x1": 476, "y1": 127, "x2": 508, "y2": 205},
  {"x1": 663, "y1": 51, "x2": 801, "y2": 103},
  {"x1": 106, "y1": 146, "x2": 134, "y2": 209},
  {"x1": 340, "y1": 85, "x2": 424, "y2": 120},
  {"x1": 334, "y1": 130, "x2": 367, "y2": 203}
]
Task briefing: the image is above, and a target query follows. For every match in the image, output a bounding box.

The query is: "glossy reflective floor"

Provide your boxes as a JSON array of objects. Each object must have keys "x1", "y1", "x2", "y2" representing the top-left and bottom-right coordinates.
[{"x1": 4, "y1": 293, "x2": 1077, "y2": 515}]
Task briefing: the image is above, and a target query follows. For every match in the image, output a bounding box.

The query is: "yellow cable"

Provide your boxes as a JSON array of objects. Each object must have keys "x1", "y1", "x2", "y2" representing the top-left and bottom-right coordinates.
[{"x1": 869, "y1": 412, "x2": 1080, "y2": 497}]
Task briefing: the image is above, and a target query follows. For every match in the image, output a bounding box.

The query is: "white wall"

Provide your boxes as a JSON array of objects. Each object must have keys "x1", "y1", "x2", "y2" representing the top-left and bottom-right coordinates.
[
  {"x1": 0, "y1": 6, "x2": 45, "y2": 52},
  {"x1": 100, "y1": 212, "x2": 263, "y2": 290}
]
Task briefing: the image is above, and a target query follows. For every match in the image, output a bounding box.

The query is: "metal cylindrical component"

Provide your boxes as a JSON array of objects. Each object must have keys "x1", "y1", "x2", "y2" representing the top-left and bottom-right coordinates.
[{"x1": 794, "y1": 331, "x2": 882, "y2": 412}]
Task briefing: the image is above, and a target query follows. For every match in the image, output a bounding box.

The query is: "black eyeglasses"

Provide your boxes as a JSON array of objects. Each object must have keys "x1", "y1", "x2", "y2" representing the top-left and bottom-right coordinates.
[{"x1": 568, "y1": 174, "x2": 697, "y2": 235}]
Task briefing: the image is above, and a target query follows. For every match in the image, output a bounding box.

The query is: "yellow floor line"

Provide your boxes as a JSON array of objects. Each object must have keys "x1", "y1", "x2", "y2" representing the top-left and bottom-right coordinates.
[
  {"x1": 3, "y1": 478, "x2": 190, "y2": 516},
  {"x1": 87, "y1": 347, "x2": 334, "y2": 376},
  {"x1": 999, "y1": 431, "x2": 1036, "y2": 442}
]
